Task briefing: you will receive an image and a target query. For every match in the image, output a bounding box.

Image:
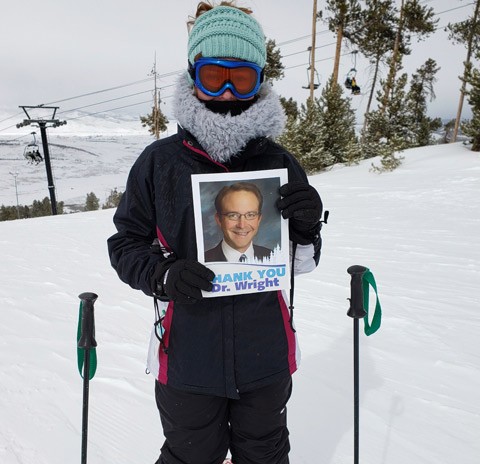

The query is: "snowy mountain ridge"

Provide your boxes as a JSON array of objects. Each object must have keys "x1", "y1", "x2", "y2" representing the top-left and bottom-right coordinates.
[{"x1": 0, "y1": 116, "x2": 179, "y2": 208}]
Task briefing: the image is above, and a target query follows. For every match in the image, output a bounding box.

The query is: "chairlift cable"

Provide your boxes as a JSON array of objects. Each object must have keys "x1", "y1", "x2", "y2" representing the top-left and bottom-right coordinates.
[
  {"x1": 65, "y1": 99, "x2": 156, "y2": 121},
  {"x1": 277, "y1": 29, "x2": 332, "y2": 47},
  {"x1": 42, "y1": 70, "x2": 183, "y2": 106},
  {"x1": 58, "y1": 82, "x2": 177, "y2": 115},
  {"x1": 436, "y1": 3, "x2": 475, "y2": 16},
  {"x1": 42, "y1": 77, "x2": 155, "y2": 105},
  {"x1": 0, "y1": 124, "x2": 19, "y2": 133},
  {"x1": 282, "y1": 41, "x2": 337, "y2": 58},
  {"x1": 0, "y1": 112, "x2": 24, "y2": 124},
  {"x1": 58, "y1": 90, "x2": 153, "y2": 114},
  {"x1": 0, "y1": 132, "x2": 31, "y2": 142},
  {"x1": 285, "y1": 51, "x2": 352, "y2": 71},
  {"x1": 0, "y1": 5, "x2": 474, "y2": 130}
]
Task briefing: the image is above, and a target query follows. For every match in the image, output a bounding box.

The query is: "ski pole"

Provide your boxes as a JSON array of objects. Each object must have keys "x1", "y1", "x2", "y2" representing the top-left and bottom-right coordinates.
[
  {"x1": 77, "y1": 292, "x2": 98, "y2": 464},
  {"x1": 346, "y1": 265, "x2": 382, "y2": 464},
  {"x1": 347, "y1": 265, "x2": 367, "y2": 464}
]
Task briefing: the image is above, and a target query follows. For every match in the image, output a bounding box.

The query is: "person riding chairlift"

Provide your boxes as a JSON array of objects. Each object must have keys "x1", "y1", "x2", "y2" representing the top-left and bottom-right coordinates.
[
  {"x1": 350, "y1": 76, "x2": 361, "y2": 95},
  {"x1": 345, "y1": 68, "x2": 361, "y2": 95}
]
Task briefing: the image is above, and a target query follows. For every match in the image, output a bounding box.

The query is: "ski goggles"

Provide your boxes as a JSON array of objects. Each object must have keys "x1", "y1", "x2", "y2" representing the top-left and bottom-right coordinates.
[{"x1": 188, "y1": 58, "x2": 264, "y2": 99}]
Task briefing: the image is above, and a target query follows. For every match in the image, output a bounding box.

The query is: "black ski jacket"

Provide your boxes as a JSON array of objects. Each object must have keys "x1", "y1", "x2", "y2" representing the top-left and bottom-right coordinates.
[{"x1": 108, "y1": 126, "x2": 321, "y2": 398}]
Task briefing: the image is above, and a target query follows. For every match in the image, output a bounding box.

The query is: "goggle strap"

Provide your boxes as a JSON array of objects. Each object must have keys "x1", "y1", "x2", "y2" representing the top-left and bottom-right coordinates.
[{"x1": 188, "y1": 61, "x2": 195, "y2": 80}]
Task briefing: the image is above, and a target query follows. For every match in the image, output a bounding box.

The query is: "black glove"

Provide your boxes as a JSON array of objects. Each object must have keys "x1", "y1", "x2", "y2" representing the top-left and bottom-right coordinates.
[
  {"x1": 152, "y1": 259, "x2": 215, "y2": 304},
  {"x1": 277, "y1": 182, "x2": 323, "y2": 245}
]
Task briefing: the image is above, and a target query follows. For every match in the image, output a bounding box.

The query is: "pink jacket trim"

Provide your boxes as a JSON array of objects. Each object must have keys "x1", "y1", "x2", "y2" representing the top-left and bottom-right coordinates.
[
  {"x1": 277, "y1": 291, "x2": 297, "y2": 374},
  {"x1": 182, "y1": 140, "x2": 229, "y2": 172}
]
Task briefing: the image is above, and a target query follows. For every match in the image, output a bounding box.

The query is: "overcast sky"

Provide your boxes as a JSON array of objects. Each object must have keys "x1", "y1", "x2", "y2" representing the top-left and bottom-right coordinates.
[{"x1": 0, "y1": 0, "x2": 475, "y2": 128}]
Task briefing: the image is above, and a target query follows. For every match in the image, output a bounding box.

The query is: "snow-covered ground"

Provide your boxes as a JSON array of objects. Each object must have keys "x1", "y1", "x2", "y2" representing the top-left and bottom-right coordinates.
[{"x1": 0, "y1": 130, "x2": 479, "y2": 464}]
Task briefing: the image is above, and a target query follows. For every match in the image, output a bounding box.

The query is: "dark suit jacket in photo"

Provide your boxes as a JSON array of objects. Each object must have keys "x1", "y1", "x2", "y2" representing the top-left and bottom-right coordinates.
[{"x1": 205, "y1": 241, "x2": 273, "y2": 263}]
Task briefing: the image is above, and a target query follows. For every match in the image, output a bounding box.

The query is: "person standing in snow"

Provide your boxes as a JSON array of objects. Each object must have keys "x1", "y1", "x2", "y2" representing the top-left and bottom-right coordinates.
[{"x1": 107, "y1": 2, "x2": 323, "y2": 463}]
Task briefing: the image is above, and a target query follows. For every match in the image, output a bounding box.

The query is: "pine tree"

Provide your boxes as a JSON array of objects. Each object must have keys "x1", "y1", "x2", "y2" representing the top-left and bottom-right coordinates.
[
  {"x1": 0, "y1": 205, "x2": 17, "y2": 221},
  {"x1": 461, "y1": 61, "x2": 480, "y2": 151},
  {"x1": 442, "y1": 119, "x2": 456, "y2": 143},
  {"x1": 369, "y1": 136, "x2": 405, "y2": 172},
  {"x1": 380, "y1": 0, "x2": 437, "y2": 114},
  {"x1": 362, "y1": 72, "x2": 409, "y2": 170},
  {"x1": 276, "y1": 109, "x2": 298, "y2": 155},
  {"x1": 279, "y1": 97, "x2": 299, "y2": 121},
  {"x1": 140, "y1": 105, "x2": 169, "y2": 139},
  {"x1": 447, "y1": 0, "x2": 480, "y2": 142},
  {"x1": 264, "y1": 39, "x2": 285, "y2": 82},
  {"x1": 102, "y1": 188, "x2": 123, "y2": 209},
  {"x1": 21, "y1": 205, "x2": 30, "y2": 219},
  {"x1": 324, "y1": 0, "x2": 363, "y2": 84},
  {"x1": 1, "y1": 198, "x2": 65, "y2": 220},
  {"x1": 382, "y1": 72, "x2": 411, "y2": 144},
  {"x1": 278, "y1": 98, "x2": 329, "y2": 173},
  {"x1": 363, "y1": 109, "x2": 405, "y2": 172},
  {"x1": 298, "y1": 98, "x2": 333, "y2": 173},
  {"x1": 405, "y1": 58, "x2": 442, "y2": 146},
  {"x1": 85, "y1": 192, "x2": 100, "y2": 211},
  {"x1": 30, "y1": 197, "x2": 64, "y2": 217},
  {"x1": 279, "y1": 78, "x2": 360, "y2": 173},
  {"x1": 355, "y1": 0, "x2": 397, "y2": 127},
  {"x1": 317, "y1": 76, "x2": 360, "y2": 165},
  {"x1": 363, "y1": 57, "x2": 441, "y2": 158}
]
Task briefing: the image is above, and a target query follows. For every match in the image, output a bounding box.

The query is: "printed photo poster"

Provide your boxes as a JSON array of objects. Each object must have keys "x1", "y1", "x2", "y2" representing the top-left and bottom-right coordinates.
[{"x1": 191, "y1": 169, "x2": 289, "y2": 297}]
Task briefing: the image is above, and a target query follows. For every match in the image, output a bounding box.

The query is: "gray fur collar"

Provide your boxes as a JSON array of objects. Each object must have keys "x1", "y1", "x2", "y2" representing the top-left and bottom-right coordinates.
[{"x1": 173, "y1": 73, "x2": 286, "y2": 163}]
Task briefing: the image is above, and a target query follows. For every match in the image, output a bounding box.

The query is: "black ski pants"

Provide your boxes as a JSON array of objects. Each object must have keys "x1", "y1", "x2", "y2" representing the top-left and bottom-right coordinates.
[{"x1": 154, "y1": 376, "x2": 292, "y2": 464}]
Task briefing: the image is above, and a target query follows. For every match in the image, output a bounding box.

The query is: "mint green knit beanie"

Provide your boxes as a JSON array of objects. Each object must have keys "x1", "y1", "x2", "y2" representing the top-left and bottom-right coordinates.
[{"x1": 188, "y1": 6, "x2": 266, "y2": 68}]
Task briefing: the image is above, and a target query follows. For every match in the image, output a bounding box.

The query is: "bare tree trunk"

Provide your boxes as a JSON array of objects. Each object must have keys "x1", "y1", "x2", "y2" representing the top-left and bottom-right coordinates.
[
  {"x1": 362, "y1": 55, "x2": 381, "y2": 135},
  {"x1": 380, "y1": 0, "x2": 405, "y2": 114},
  {"x1": 452, "y1": 0, "x2": 480, "y2": 142},
  {"x1": 332, "y1": 21, "x2": 344, "y2": 84}
]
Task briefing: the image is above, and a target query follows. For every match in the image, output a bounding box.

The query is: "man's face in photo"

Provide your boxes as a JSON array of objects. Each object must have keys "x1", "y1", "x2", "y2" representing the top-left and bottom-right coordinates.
[{"x1": 215, "y1": 190, "x2": 262, "y2": 253}]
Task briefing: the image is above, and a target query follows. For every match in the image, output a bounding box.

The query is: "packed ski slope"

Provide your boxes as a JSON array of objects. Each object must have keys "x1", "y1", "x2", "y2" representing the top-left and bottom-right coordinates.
[{"x1": 0, "y1": 138, "x2": 479, "y2": 464}]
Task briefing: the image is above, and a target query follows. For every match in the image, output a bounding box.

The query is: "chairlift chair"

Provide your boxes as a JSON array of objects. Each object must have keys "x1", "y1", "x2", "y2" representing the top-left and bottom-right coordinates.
[
  {"x1": 302, "y1": 46, "x2": 321, "y2": 91},
  {"x1": 23, "y1": 132, "x2": 43, "y2": 164},
  {"x1": 344, "y1": 68, "x2": 356, "y2": 90},
  {"x1": 344, "y1": 69, "x2": 361, "y2": 95},
  {"x1": 302, "y1": 66, "x2": 321, "y2": 90},
  {"x1": 345, "y1": 50, "x2": 361, "y2": 95}
]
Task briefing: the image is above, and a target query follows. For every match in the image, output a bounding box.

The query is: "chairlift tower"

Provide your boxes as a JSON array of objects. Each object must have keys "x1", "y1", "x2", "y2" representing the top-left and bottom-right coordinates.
[{"x1": 16, "y1": 105, "x2": 67, "y2": 215}]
